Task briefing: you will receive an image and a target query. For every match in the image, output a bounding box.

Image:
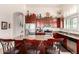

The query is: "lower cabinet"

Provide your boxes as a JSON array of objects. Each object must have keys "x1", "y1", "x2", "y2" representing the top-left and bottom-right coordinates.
[
  {"x1": 54, "y1": 33, "x2": 79, "y2": 54},
  {"x1": 67, "y1": 39, "x2": 77, "y2": 53}
]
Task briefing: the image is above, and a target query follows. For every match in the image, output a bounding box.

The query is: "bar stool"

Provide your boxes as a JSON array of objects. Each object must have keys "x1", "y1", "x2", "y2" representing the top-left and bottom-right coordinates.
[
  {"x1": 53, "y1": 38, "x2": 64, "y2": 54},
  {"x1": 0, "y1": 39, "x2": 19, "y2": 54}
]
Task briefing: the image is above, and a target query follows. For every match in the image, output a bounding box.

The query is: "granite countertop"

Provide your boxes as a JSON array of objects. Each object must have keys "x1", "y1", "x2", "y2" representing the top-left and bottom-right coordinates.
[{"x1": 58, "y1": 31, "x2": 79, "y2": 40}]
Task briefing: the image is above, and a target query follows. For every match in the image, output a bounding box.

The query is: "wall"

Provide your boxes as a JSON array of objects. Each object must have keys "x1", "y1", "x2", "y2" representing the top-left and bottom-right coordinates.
[
  {"x1": 25, "y1": 4, "x2": 60, "y2": 17},
  {"x1": 0, "y1": 4, "x2": 26, "y2": 39},
  {"x1": 62, "y1": 4, "x2": 77, "y2": 17}
]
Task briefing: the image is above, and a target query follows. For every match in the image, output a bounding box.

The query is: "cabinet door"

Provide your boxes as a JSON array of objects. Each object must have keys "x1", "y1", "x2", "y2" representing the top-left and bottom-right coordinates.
[
  {"x1": 67, "y1": 39, "x2": 77, "y2": 53},
  {"x1": 25, "y1": 14, "x2": 36, "y2": 23},
  {"x1": 51, "y1": 19, "x2": 57, "y2": 28},
  {"x1": 57, "y1": 18, "x2": 61, "y2": 28},
  {"x1": 25, "y1": 15, "x2": 30, "y2": 23}
]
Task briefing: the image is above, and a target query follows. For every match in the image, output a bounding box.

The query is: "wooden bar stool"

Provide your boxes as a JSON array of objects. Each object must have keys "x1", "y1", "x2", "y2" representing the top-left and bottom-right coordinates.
[{"x1": 0, "y1": 39, "x2": 19, "y2": 54}]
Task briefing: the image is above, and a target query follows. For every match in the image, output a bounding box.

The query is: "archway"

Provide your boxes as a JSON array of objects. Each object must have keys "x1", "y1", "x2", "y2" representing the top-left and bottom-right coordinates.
[{"x1": 13, "y1": 12, "x2": 25, "y2": 39}]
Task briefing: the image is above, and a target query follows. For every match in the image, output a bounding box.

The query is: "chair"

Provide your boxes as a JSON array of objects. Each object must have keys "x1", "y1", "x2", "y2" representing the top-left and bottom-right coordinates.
[
  {"x1": 45, "y1": 39, "x2": 53, "y2": 54},
  {"x1": 38, "y1": 41, "x2": 46, "y2": 54},
  {"x1": 23, "y1": 39, "x2": 39, "y2": 54},
  {"x1": 46, "y1": 38, "x2": 62, "y2": 54},
  {"x1": 51, "y1": 38, "x2": 64, "y2": 54},
  {"x1": 0, "y1": 39, "x2": 19, "y2": 54}
]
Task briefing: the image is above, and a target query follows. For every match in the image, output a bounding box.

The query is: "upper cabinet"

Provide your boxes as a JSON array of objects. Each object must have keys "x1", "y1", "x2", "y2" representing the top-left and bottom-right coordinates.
[
  {"x1": 25, "y1": 11, "x2": 64, "y2": 29},
  {"x1": 25, "y1": 14, "x2": 64, "y2": 28},
  {"x1": 25, "y1": 13, "x2": 36, "y2": 23}
]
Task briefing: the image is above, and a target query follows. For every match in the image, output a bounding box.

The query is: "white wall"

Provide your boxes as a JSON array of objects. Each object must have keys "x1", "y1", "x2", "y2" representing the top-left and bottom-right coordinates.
[
  {"x1": 0, "y1": 4, "x2": 26, "y2": 39},
  {"x1": 62, "y1": 4, "x2": 77, "y2": 17},
  {"x1": 25, "y1": 4, "x2": 77, "y2": 18},
  {"x1": 25, "y1": 4, "x2": 60, "y2": 17}
]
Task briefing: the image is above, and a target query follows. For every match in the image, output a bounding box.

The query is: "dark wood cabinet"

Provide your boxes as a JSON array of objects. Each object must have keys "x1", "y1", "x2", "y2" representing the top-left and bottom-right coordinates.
[
  {"x1": 57, "y1": 18, "x2": 61, "y2": 28},
  {"x1": 25, "y1": 13, "x2": 36, "y2": 23},
  {"x1": 25, "y1": 13, "x2": 64, "y2": 28},
  {"x1": 57, "y1": 16, "x2": 64, "y2": 28},
  {"x1": 15, "y1": 40, "x2": 25, "y2": 54},
  {"x1": 36, "y1": 17, "x2": 58, "y2": 28}
]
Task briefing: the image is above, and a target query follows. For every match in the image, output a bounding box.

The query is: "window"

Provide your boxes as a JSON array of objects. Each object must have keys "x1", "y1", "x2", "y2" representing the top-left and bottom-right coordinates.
[
  {"x1": 72, "y1": 17, "x2": 78, "y2": 30},
  {"x1": 64, "y1": 13, "x2": 78, "y2": 31}
]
